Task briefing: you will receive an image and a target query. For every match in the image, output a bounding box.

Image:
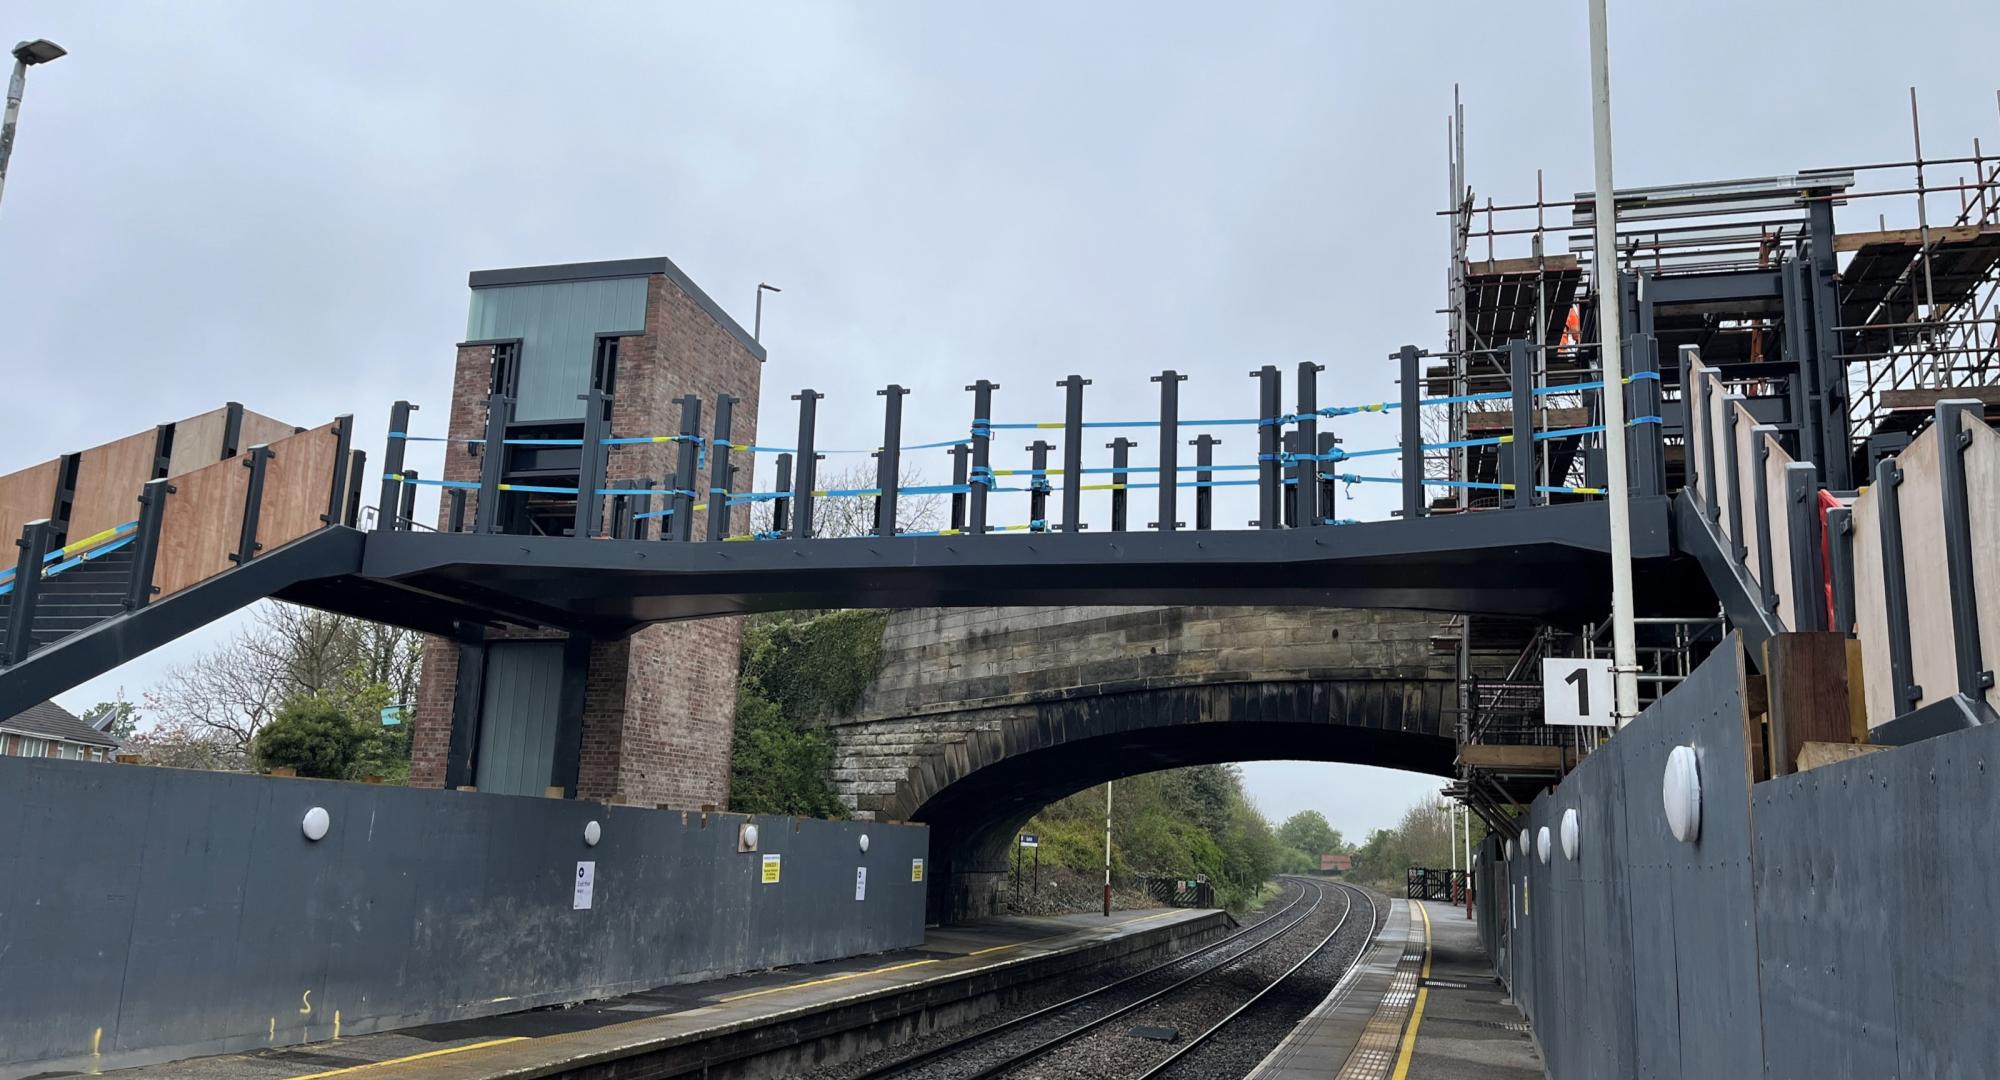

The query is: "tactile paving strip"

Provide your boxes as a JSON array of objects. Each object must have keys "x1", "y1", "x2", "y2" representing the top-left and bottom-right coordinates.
[{"x1": 1334, "y1": 903, "x2": 1428, "y2": 1080}]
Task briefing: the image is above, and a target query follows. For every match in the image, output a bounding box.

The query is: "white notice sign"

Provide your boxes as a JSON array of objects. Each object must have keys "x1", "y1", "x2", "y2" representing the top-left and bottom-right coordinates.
[
  {"x1": 1542, "y1": 657, "x2": 1615, "y2": 727},
  {"x1": 855, "y1": 866, "x2": 868, "y2": 901},
  {"x1": 573, "y1": 861, "x2": 596, "y2": 910}
]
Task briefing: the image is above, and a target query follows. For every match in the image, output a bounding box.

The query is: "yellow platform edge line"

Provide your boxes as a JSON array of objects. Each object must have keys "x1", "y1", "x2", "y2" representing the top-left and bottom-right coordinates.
[
  {"x1": 287, "y1": 1036, "x2": 530, "y2": 1079},
  {"x1": 715, "y1": 957, "x2": 938, "y2": 1004},
  {"x1": 1389, "y1": 900, "x2": 1435, "y2": 1080}
]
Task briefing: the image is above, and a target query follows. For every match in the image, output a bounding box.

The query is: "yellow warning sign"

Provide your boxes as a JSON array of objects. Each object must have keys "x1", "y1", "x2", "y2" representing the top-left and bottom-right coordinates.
[
  {"x1": 910, "y1": 858, "x2": 925, "y2": 883},
  {"x1": 761, "y1": 853, "x2": 781, "y2": 884}
]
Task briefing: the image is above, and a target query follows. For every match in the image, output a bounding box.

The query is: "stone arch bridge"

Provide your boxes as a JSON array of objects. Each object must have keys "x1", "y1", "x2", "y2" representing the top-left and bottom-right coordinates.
[{"x1": 824, "y1": 605, "x2": 1460, "y2": 919}]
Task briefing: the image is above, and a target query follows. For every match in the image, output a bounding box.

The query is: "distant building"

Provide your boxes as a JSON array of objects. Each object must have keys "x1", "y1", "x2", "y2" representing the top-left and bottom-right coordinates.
[
  {"x1": 1319, "y1": 852, "x2": 1353, "y2": 875},
  {"x1": 1, "y1": 701, "x2": 121, "y2": 762}
]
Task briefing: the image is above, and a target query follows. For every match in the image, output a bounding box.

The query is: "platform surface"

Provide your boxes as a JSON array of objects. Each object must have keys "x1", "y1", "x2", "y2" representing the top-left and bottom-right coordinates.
[
  {"x1": 99, "y1": 906, "x2": 1215, "y2": 1080},
  {"x1": 1249, "y1": 898, "x2": 1542, "y2": 1080}
]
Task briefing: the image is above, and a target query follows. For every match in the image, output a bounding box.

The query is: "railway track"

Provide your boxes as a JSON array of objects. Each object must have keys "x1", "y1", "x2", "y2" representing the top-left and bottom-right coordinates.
[{"x1": 847, "y1": 877, "x2": 1375, "y2": 1080}]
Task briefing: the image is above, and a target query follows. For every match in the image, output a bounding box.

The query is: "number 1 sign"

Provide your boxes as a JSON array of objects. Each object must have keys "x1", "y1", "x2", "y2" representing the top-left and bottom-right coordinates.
[{"x1": 1542, "y1": 658, "x2": 1615, "y2": 727}]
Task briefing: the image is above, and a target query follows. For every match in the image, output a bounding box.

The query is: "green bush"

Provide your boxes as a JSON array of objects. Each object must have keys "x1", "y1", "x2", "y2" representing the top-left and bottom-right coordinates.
[
  {"x1": 253, "y1": 697, "x2": 367, "y2": 779},
  {"x1": 728, "y1": 610, "x2": 890, "y2": 817}
]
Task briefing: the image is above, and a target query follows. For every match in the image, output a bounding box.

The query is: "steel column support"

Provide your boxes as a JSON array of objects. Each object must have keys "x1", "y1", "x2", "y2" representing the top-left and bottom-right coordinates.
[
  {"x1": 1751, "y1": 426, "x2": 1778, "y2": 613},
  {"x1": 707, "y1": 394, "x2": 738, "y2": 542},
  {"x1": 3, "y1": 520, "x2": 56, "y2": 666},
  {"x1": 967, "y1": 380, "x2": 996, "y2": 536},
  {"x1": 1027, "y1": 440, "x2": 1053, "y2": 531},
  {"x1": 379, "y1": 400, "x2": 415, "y2": 532},
  {"x1": 1399, "y1": 346, "x2": 1424, "y2": 520},
  {"x1": 1059, "y1": 375, "x2": 1088, "y2": 532},
  {"x1": 1153, "y1": 371, "x2": 1183, "y2": 531},
  {"x1": 1296, "y1": 361, "x2": 1323, "y2": 527},
  {"x1": 1826, "y1": 505, "x2": 1856, "y2": 635},
  {"x1": 1779, "y1": 260, "x2": 1825, "y2": 475},
  {"x1": 1804, "y1": 197, "x2": 1852, "y2": 488},
  {"x1": 1191, "y1": 434, "x2": 1217, "y2": 530},
  {"x1": 234, "y1": 445, "x2": 273, "y2": 565},
  {"x1": 1934, "y1": 401, "x2": 1994, "y2": 702},
  {"x1": 1107, "y1": 437, "x2": 1135, "y2": 531},
  {"x1": 1507, "y1": 339, "x2": 1535, "y2": 509},
  {"x1": 791, "y1": 390, "x2": 820, "y2": 540},
  {"x1": 124, "y1": 478, "x2": 171, "y2": 611},
  {"x1": 773, "y1": 454, "x2": 794, "y2": 535},
  {"x1": 1874, "y1": 455, "x2": 1921, "y2": 711},
  {"x1": 473, "y1": 394, "x2": 511, "y2": 534},
  {"x1": 1783, "y1": 462, "x2": 1825, "y2": 632},
  {"x1": 670, "y1": 395, "x2": 702, "y2": 542},
  {"x1": 876, "y1": 385, "x2": 907, "y2": 537},
  {"x1": 1629, "y1": 333, "x2": 1664, "y2": 497},
  {"x1": 1254, "y1": 365, "x2": 1281, "y2": 528}
]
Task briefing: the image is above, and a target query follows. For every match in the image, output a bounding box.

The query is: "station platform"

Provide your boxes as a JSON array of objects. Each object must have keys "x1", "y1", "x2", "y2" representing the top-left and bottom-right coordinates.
[
  {"x1": 1248, "y1": 898, "x2": 1542, "y2": 1080},
  {"x1": 98, "y1": 906, "x2": 1224, "y2": 1080}
]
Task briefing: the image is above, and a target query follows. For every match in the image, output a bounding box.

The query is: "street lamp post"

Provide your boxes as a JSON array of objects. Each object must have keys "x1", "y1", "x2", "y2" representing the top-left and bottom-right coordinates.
[
  {"x1": 1585, "y1": 1, "x2": 1641, "y2": 726},
  {"x1": 753, "y1": 282, "x2": 781, "y2": 341},
  {"x1": 0, "y1": 39, "x2": 67, "y2": 218}
]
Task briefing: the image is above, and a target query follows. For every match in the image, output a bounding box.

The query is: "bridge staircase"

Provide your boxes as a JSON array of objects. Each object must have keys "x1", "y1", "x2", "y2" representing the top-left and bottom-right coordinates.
[{"x1": 0, "y1": 412, "x2": 370, "y2": 720}]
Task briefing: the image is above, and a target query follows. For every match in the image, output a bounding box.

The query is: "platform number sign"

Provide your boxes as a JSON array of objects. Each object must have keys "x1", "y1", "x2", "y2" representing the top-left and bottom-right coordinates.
[{"x1": 1542, "y1": 658, "x2": 1614, "y2": 727}]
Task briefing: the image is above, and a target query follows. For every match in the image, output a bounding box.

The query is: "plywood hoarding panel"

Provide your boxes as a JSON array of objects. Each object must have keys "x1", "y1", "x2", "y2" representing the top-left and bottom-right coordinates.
[
  {"x1": 256, "y1": 423, "x2": 339, "y2": 552},
  {"x1": 0, "y1": 460, "x2": 58, "y2": 550},
  {"x1": 153, "y1": 456, "x2": 248, "y2": 598},
  {"x1": 165, "y1": 407, "x2": 230, "y2": 477},
  {"x1": 69, "y1": 429, "x2": 160, "y2": 540}
]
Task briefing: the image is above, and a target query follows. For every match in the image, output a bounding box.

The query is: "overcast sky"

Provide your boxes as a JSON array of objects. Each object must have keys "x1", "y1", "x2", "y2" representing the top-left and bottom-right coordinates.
[{"x1": 6, "y1": 1, "x2": 1996, "y2": 841}]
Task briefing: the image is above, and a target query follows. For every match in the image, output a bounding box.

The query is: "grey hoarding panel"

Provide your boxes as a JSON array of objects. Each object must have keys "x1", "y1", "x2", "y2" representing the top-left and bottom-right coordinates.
[
  {"x1": 1754, "y1": 721, "x2": 2000, "y2": 1079},
  {"x1": 0, "y1": 757, "x2": 926, "y2": 1078}
]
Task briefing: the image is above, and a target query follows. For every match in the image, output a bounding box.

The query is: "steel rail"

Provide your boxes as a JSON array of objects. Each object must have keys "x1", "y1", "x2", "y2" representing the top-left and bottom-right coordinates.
[
  {"x1": 859, "y1": 877, "x2": 1328, "y2": 1080},
  {"x1": 1132, "y1": 882, "x2": 1375, "y2": 1080}
]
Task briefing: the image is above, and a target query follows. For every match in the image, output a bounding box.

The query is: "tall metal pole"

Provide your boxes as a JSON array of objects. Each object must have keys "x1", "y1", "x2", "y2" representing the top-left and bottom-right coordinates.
[
  {"x1": 1588, "y1": 0, "x2": 1641, "y2": 726},
  {"x1": 1, "y1": 41, "x2": 65, "y2": 217},
  {"x1": 1102, "y1": 780, "x2": 1114, "y2": 917}
]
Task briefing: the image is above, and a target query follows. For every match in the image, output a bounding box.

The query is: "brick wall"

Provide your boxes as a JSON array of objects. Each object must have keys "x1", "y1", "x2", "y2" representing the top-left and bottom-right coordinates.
[{"x1": 410, "y1": 270, "x2": 761, "y2": 809}]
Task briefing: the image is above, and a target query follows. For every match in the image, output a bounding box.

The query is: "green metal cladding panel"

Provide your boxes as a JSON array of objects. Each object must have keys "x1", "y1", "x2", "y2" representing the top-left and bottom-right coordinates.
[
  {"x1": 466, "y1": 277, "x2": 648, "y2": 422},
  {"x1": 474, "y1": 640, "x2": 564, "y2": 797}
]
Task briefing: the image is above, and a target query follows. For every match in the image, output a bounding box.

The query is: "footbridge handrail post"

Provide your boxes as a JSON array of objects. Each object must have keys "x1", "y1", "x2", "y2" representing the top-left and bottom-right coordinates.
[
  {"x1": 123, "y1": 478, "x2": 172, "y2": 611},
  {"x1": 3, "y1": 520, "x2": 56, "y2": 665},
  {"x1": 1507, "y1": 339, "x2": 1536, "y2": 509},
  {"x1": 394, "y1": 467, "x2": 417, "y2": 533},
  {"x1": 707, "y1": 393, "x2": 738, "y2": 542},
  {"x1": 966, "y1": 380, "x2": 995, "y2": 536},
  {"x1": 1751, "y1": 424, "x2": 1780, "y2": 614},
  {"x1": 1151, "y1": 370, "x2": 1183, "y2": 531},
  {"x1": 773, "y1": 454, "x2": 794, "y2": 535},
  {"x1": 1027, "y1": 439, "x2": 1053, "y2": 531},
  {"x1": 1059, "y1": 375, "x2": 1088, "y2": 533},
  {"x1": 233, "y1": 444, "x2": 274, "y2": 566},
  {"x1": 945, "y1": 444, "x2": 968, "y2": 532},
  {"x1": 1106, "y1": 436, "x2": 1135, "y2": 531},
  {"x1": 1191, "y1": 433, "x2": 1216, "y2": 530},
  {"x1": 474, "y1": 394, "x2": 512, "y2": 534},
  {"x1": 790, "y1": 390, "x2": 820, "y2": 540},
  {"x1": 1253, "y1": 364, "x2": 1281, "y2": 528},
  {"x1": 1783, "y1": 462, "x2": 1825, "y2": 633},
  {"x1": 323, "y1": 414, "x2": 353, "y2": 528},
  {"x1": 875, "y1": 384, "x2": 906, "y2": 538},
  {"x1": 378, "y1": 400, "x2": 416, "y2": 532},
  {"x1": 1296, "y1": 361, "x2": 1323, "y2": 526},
  {"x1": 670, "y1": 394, "x2": 702, "y2": 542},
  {"x1": 1874, "y1": 453, "x2": 1921, "y2": 711},
  {"x1": 1935, "y1": 400, "x2": 1994, "y2": 704},
  {"x1": 1398, "y1": 345, "x2": 1425, "y2": 520},
  {"x1": 574, "y1": 386, "x2": 612, "y2": 540},
  {"x1": 1630, "y1": 332, "x2": 1664, "y2": 497}
]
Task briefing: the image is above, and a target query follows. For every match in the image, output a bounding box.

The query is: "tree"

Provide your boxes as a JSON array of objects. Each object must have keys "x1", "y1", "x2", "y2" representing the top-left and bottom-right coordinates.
[
  {"x1": 751, "y1": 461, "x2": 946, "y2": 539},
  {"x1": 142, "y1": 602, "x2": 424, "y2": 773},
  {"x1": 1277, "y1": 810, "x2": 1345, "y2": 857},
  {"x1": 80, "y1": 698, "x2": 140, "y2": 741},
  {"x1": 252, "y1": 697, "x2": 369, "y2": 779}
]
